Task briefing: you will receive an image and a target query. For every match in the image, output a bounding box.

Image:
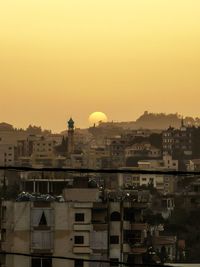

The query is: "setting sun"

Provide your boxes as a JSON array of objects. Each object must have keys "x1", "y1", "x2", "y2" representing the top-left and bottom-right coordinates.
[{"x1": 88, "y1": 112, "x2": 108, "y2": 126}]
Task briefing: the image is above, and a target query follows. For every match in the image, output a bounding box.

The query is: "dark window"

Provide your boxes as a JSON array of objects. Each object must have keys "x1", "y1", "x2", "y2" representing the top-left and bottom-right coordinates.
[
  {"x1": 2, "y1": 206, "x2": 6, "y2": 221},
  {"x1": 110, "y1": 258, "x2": 119, "y2": 266},
  {"x1": 42, "y1": 259, "x2": 52, "y2": 267},
  {"x1": 39, "y1": 212, "x2": 47, "y2": 226},
  {"x1": 75, "y1": 213, "x2": 85, "y2": 222},
  {"x1": 32, "y1": 258, "x2": 40, "y2": 267},
  {"x1": 110, "y1": 212, "x2": 121, "y2": 221},
  {"x1": 74, "y1": 236, "x2": 84, "y2": 244},
  {"x1": 74, "y1": 259, "x2": 84, "y2": 267},
  {"x1": 123, "y1": 230, "x2": 137, "y2": 244},
  {"x1": 123, "y1": 208, "x2": 135, "y2": 221},
  {"x1": 32, "y1": 258, "x2": 52, "y2": 267},
  {"x1": 1, "y1": 229, "x2": 6, "y2": 242},
  {"x1": 110, "y1": 235, "x2": 119, "y2": 244}
]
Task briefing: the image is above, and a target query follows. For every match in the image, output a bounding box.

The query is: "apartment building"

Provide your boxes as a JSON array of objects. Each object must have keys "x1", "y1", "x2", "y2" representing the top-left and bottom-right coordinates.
[
  {"x1": 162, "y1": 124, "x2": 193, "y2": 158},
  {"x1": 0, "y1": 187, "x2": 156, "y2": 267},
  {"x1": 118, "y1": 170, "x2": 176, "y2": 195},
  {"x1": 125, "y1": 143, "x2": 161, "y2": 159},
  {"x1": 0, "y1": 144, "x2": 15, "y2": 166}
]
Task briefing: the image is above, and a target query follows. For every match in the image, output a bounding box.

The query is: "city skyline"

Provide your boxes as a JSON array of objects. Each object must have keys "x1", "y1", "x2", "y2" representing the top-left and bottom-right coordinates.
[{"x1": 1, "y1": 0, "x2": 200, "y2": 132}]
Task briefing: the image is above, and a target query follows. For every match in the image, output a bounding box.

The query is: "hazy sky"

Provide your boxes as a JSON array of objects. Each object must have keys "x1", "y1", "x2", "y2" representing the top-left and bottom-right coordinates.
[{"x1": 0, "y1": 0, "x2": 200, "y2": 132}]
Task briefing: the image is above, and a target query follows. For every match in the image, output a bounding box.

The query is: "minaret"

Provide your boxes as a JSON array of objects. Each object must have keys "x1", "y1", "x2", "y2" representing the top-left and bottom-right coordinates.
[
  {"x1": 67, "y1": 117, "x2": 75, "y2": 154},
  {"x1": 181, "y1": 117, "x2": 185, "y2": 128}
]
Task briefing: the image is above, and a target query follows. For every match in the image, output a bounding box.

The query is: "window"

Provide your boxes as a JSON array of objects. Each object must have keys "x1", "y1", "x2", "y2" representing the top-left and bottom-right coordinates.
[
  {"x1": 39, "y1": 212, "x2": 47, "y2": 226},
  {"x1": 110, "y1": 211, "x2": 121, "y2": 221},
  {"x1": 1, "y1": 229, "x2": 6, "y2": 242},
  {"x1": 74, "y1": 236, "x2": 84, "y2": 244},
  {"x1": 75, "y1": 213, "x2": 85, "y2": 222},
  {"x1": 110, "y1": 258, "x2": 119, "y2": 266},
  {"x1": 110, "y1": 235, "x2": 119, "y2": 244},
  {"x1": 2, "y1": 206, "x2": 6, "y2": 221},
  {"x1": 74, "y1": 259, "x2": 84, "y2": 267},
  {"x1": 32, "y1": 258, "x2": 52, "y2": 267},
  {"x1": 123, "y1": 208, "x2": 135, "y2": 221}
]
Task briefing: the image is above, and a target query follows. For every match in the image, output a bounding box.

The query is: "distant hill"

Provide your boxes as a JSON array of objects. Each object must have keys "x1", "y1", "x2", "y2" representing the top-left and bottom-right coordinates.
[{"x1": 99, "y1": 111, "x2": 200, "y2": 130}]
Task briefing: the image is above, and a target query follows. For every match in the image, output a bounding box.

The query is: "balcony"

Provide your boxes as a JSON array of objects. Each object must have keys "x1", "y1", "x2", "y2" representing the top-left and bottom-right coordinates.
[
  {"x1": 131, "y1": 246, "x2": 147, "y2": 254},
  {"x1": 93, "y1": 202, "x2": 107, "y2": 209},
  {"x1": 73, "y1": 247, "x2": 92, "y2": 254},
  {"x1": 93, "y1": 223, "x2": 108, "y2": 231},
  {"x1": 31, "y1": 231, "x2": 53, "y2": 251},
  {"x1": 123, "y1": 202, "x2": 147, "y2": 209},
  {"x1": 73, "y1": 224, "x2": 92, "y2": 231},
  {"x1": 1, "y1": 241, "x2": 8, "y2": 251},
  {"x1": 123, "y1": 243, "x2": 131, "y2": 253},
  {"x1": 73, "y1": 203, "x2": 93, "y2": 209},
  {"x1": 131, "y1": 223, "x2": 148, "y2": 231}
]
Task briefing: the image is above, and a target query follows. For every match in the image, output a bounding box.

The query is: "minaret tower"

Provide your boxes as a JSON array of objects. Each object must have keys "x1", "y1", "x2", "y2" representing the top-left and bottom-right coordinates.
[{"x1": 67, "y1": 117, "x2": 75, "y2": 154}]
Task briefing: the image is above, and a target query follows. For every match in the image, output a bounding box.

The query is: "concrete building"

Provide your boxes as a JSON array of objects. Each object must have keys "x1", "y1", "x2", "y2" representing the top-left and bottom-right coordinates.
[
  {"x1": 0, "y1": 187, "x2": 156, "y2": 267},
  {"x1": 162, "y1": 122, "x2": 193, "y2": 158},
  {"x1": 125, "y1": 143, "x2": 161, "y2": 159},
  {"x1": 84, "y1": 146, "x2": 110, "y2": 169},
  {"x1": 186, "y1": 159, "x2": 200, "y2": 171},
  {"x1": 0, "y1": 144, "x2": 15, "y2": 166},
  {"x1": 118, "y1": 169, "x2": 177, "y2": 195}
]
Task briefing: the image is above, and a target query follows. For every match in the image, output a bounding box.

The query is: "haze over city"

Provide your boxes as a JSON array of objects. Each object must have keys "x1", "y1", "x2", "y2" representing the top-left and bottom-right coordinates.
[{"x1": 0, "y1": 0, "x2": 200, "y2": 132}]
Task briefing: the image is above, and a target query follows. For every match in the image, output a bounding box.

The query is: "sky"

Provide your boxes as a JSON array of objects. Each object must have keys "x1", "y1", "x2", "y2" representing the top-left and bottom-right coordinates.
[{"x1": 0, "y1": 0, "x2": 200, "y2": 132}]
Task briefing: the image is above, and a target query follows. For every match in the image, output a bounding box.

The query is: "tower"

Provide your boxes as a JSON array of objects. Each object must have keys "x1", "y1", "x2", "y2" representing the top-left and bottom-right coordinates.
[
  {"x1": 181, "y1": 117, "x2": 184, "y2": 128},
  {"x1": 67, "y1": 117, "x2": 75, "y2": 154}
]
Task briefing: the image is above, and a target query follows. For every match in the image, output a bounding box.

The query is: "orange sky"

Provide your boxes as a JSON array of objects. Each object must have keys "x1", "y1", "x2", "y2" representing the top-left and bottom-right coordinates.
[{"x1": 0, "y1": 0, "x2": 200, "y2": 132}]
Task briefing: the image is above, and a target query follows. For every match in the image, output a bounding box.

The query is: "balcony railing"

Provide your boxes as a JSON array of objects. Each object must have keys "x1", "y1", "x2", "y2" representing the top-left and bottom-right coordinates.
[{"x1": 131, "y1": 223, "x2": 148, "y2": 231}]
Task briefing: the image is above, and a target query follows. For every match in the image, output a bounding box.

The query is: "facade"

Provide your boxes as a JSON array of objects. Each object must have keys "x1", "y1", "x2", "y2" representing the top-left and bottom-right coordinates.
[
  {"x1": 186, "y1": 159, "x2": 200, "y2": 171},
  {"x1": 125, "y1": 143, "x2": 161, "y2": 159},
  {"x1": 162, "y1": 123, "x2": 193, "y2": 158},
  {"x1": 0, "y1": 187, "x2": 170, "y2": 267},
  {"x1": 85, "y1": 146, "x2": 109, "y2": 169},
  {"x1": 0, "y1": 144, "x2": 15, "y2": 166},
  {"x1": 108, "y1": 137, "x2": 127, "y2": 167}
]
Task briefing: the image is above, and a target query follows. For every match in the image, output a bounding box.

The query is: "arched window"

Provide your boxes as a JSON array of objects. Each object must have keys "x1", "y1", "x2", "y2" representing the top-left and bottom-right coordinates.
[{"x1": 110, "y1": 211, "x2": 121, "y2": 221}]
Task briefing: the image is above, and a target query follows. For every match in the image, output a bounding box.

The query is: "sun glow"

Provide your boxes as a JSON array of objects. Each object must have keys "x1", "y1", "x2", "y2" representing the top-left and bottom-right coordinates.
[{"x1": 88, "y1": 112, "x2": 108, "y2": 126}]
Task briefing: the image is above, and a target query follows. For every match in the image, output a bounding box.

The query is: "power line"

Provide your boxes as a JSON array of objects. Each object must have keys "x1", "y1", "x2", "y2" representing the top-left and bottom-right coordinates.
[
  {"x1": 0, "y1": 252, "x2": 181, "y2": 267},
  {"x1": 0, "y1": 166, "x2": 199, "y2": 176}
]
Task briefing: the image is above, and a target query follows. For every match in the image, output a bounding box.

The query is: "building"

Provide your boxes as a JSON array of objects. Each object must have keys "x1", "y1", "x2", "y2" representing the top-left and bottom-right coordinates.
[
  {"x1": 125, "y1": 143, "x2": 161, "y2": 159},
  {"x1": 186, "y1": 159, "x2": 200, "y2": 171},
  {"x1": 1, "y1": 185, "x2": 160, "y2": 267},
  {"x1": 162, "y1": 121, "x2": 193, "y2": 158},
  {"x1": 0, "y1": 144, "x2": 15, "y2": 166},
  {"x1": 84, "y1": 146, "x2": 110, "y2": 169}
]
